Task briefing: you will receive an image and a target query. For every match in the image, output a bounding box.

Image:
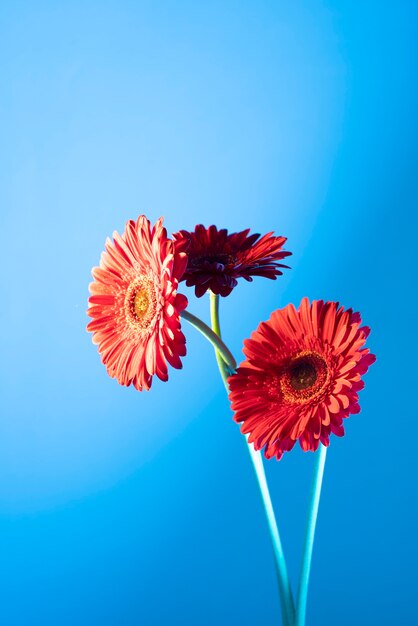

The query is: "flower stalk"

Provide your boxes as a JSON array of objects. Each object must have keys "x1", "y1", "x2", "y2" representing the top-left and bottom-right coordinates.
[
  {"x1": 180, "y1": 309, "x2": 236, "y2": 372},
  {"x1": 208, "y1": 292, "x2": 295, "y2": 626},
  {"x1": 295, "y1": 444, "x2": 327, "y2": 626}
]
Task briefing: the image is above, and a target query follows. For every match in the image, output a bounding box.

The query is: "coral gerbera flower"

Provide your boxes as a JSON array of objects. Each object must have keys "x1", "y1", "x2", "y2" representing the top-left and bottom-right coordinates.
[
  {"x1": 228, "y1": 298, "x2": 375, "y2": 460},
  {"x1": 173, "y1": 224, "x2": 291, "y2": 297},
  {"x1": 87, "y1": 216, "x2": 188, "y2": 391}
]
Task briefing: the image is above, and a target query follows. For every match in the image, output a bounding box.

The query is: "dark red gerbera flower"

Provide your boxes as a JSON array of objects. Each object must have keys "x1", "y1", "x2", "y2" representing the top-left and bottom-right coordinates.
[
  {"x1": 87, "y1": 216, "x2": 188, "y2": 391},
  {"x1": 228, "y1": 298, "x2": 375, "y2": 460},
  {"x1": 173, "y1": 224, "x2": 291, "y2": 297}
]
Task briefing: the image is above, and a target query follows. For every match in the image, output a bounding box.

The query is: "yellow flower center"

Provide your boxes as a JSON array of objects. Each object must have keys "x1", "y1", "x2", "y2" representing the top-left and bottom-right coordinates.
[
  {"x1": 124, "y1": 277, "x2": 158, "y2": 331},
  {"x1": 133, "y1": 288, "x2": 150, "y2": 319}
]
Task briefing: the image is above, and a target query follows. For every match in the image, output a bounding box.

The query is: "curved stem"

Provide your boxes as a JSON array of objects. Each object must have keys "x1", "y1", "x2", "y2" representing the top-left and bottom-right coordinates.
[
  {"x1": 295, "y1": 444, "x2": 327, "y2": 626},
  {"x1": 209, "y1": 292, "x2": 295, "y2": 626},
  {"x1": 180, "y1": 309, "x2": 236, "y2": 372}
]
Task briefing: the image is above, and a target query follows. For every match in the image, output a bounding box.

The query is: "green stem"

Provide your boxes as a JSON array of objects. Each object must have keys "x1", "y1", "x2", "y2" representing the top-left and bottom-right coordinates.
[
  {"x1": 295, "y1": 444, "x2": 327, "y2": 626},
  {"x1": 180, "y1": 309, "x2": 236, "y2": 372},
  {"x1": 209, "y1": 291, "x2": 231, "y2": 378},
  {"x1": 209, "y1": 292, "x2": 295, "y2": 626}
]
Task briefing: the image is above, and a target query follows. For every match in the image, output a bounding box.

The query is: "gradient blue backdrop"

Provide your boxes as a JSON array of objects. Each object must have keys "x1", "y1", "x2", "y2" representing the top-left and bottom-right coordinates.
[{"x1": 1, "y1": 1, "x2": 417, "y2": 624}]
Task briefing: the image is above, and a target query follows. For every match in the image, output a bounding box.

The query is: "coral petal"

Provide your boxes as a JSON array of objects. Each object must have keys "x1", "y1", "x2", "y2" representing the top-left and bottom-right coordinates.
[
  {"x1": 87, "y1": 215, "x2": 188, "y2": 391},
  {"x1": 228, "y1": 298, "x2": 374, "y2": 461}
]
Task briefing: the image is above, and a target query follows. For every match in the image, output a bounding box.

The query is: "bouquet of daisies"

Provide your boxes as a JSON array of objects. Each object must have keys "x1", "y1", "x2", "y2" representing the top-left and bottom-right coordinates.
[{"x1": 87, "y1": 216, "x2": 375, "y2": 626}]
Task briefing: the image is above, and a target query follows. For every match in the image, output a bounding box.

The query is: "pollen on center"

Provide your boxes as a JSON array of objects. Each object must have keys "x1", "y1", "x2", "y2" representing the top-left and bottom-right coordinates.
[{"x1": 133, "y1": 288, "x2": 150, "y2": 319}]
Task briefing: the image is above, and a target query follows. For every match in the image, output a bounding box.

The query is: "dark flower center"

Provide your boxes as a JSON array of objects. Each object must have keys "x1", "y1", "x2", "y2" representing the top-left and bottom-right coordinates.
[
  {"x1": 190, "y1": 253, "x2": 235, "y2": 268},
  {"x1": 289, "y1": 360, "x2": 317, "y2": 391},
  {"x1": 279, "y1": 351, "x2": 329, "y2": 404}
]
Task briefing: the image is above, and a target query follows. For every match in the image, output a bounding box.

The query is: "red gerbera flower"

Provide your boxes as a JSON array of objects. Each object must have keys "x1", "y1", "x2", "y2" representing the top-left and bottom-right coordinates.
[
  {"x1": 173, "y1": 224, "x2": 291, "y2": 297},
  {"x1": 228, "y1": 298, "x2": 375, "y2": 460},
  {"x1": 87, "y1": 216, "x2": 188, "y2": 391}
]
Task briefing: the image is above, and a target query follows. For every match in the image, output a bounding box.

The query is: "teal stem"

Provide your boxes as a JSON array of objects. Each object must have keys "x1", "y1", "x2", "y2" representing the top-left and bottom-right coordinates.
[
  {"x1": 208, "y1": 292, "x2": 295, "y2": 626},
  {"x1": 295, "y1": 444, "x2": 327, "y2": 626},
  {"x1": 180, "y1": 309, "x2": 236, "y2": 372}
]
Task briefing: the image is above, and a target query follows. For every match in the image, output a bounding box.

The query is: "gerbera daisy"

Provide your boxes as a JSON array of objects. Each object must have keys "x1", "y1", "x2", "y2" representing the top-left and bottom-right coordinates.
[
  {"x1": 87, "y1": 216, "x2": 188, "y2": 391},
  {"x1": 173, "y1": 224, "x2": 291, "y2": 297},
  {"x1": 228, "y1": 298, "x2": 375, "y2": 460}
]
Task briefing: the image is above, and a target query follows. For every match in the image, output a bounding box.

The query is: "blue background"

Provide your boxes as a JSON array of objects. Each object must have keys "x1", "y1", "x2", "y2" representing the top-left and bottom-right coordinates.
[{"x1": 1, "y1": 1, "x2": 417, "y2": 624}]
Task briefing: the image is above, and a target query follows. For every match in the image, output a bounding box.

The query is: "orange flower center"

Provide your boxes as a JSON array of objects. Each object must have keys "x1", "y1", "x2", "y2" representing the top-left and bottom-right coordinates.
[
  {"x1": 125, "y1": 277, "x2": 158, "y2": 331},
  {"x1": 280, "y1": 351, "x2": 329, "y2": 404}
]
